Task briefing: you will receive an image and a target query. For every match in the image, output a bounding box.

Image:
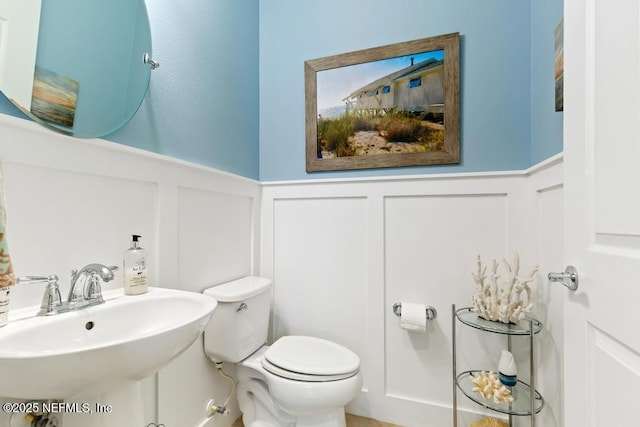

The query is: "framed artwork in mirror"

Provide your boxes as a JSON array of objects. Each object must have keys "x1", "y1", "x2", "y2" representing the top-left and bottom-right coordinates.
[
  {"x1": 305, "y1": 32, "x2": 460, "y2": 172},
  {"x1": 31, "y1": 66, "x2": 79, "y2": 128}
]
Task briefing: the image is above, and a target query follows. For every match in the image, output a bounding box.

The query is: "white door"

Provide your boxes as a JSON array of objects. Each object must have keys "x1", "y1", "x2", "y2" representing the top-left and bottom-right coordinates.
[{"x1": 564, "y1": 0, "x2": 640, "y2": 426}]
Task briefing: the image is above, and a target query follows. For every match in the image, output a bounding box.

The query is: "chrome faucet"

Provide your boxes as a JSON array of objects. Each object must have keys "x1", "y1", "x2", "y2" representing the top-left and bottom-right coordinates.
[
  {"x1": 68, "y1": 263, "x2": 118, "y2": 307},
  {"x1": 17, "y1": 263, "x2": 119, "y2": 316}
]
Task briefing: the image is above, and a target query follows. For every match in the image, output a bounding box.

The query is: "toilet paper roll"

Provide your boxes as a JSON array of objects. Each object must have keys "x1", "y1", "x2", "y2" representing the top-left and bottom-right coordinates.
[{"x1": 400, "y1": 302, "x2": 427, "y2": 333}]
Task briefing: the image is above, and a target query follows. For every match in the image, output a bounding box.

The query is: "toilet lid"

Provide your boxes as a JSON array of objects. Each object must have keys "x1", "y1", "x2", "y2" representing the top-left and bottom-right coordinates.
[{"x1": 263, "y1": 336, "x2": 360, "y2": 377}]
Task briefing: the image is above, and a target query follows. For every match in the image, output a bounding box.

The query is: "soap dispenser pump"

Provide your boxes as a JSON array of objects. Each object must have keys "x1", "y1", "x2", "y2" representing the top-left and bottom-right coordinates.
[{"x1": 123, "y1": 234, "x2": 148, "y2": 295}]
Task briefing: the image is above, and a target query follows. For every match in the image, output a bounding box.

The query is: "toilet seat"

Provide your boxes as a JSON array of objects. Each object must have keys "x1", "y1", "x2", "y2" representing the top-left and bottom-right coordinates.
[{"x1": 262, "y1": 336, "x2": 360, "y2": 382}]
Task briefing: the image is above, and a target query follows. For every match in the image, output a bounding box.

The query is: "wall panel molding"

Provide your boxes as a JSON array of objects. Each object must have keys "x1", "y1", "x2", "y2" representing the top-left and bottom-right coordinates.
[
  {"x1": 0, "y1": 114, "x2": 260, "y2": 427},
  {"x1": 261, "y1": 156, "x2": 564, "y2": 425}
]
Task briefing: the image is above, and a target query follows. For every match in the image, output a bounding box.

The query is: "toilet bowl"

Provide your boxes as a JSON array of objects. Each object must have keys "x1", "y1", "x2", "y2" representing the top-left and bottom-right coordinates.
[
  {"x1": 237, "y1": 342, "x2": 362, "y2": 426},
  {"x1": 203, "y1": 277, "x2": 362, "y2": 427}
]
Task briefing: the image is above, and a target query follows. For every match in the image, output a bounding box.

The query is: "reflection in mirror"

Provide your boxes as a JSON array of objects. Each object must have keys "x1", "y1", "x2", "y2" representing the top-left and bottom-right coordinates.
[
  {"x1": 0, "y1": 0, "x2": 41, "y2": 109},
  {"x1": 0, "y1": 0, "x2": 154, "y2": 138}
]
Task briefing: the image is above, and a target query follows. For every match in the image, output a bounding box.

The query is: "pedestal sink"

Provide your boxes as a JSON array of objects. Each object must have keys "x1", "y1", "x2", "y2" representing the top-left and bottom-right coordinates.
[{"x1": 0, "y1": 287, "x2": 217, "y2": 400}]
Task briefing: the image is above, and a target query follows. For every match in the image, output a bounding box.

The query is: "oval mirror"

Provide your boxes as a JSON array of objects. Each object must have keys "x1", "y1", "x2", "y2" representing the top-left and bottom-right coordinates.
[{"x1": 0, "y1": 0, "x2": 154, "y2": 138}]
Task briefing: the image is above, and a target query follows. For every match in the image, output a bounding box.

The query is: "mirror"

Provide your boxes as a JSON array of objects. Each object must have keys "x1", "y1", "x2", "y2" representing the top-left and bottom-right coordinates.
[{"x1": 0, "y1": 0, "x2": 154, "y2": 138}]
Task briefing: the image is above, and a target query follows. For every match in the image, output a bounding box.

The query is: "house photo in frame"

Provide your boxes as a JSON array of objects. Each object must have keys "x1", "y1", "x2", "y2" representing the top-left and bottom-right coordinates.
[{"x1": 305, "y1": 32, "x2": 460, "y2": 172}]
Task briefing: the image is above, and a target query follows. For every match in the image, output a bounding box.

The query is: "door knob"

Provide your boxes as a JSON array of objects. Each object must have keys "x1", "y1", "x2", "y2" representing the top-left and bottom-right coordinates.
[{"x1": 548, "y1": 266, "x2": 579, "y2": 291}]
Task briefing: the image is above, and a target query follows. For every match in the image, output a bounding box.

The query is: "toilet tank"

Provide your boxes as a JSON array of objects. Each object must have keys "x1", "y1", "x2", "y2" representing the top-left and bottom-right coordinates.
[{"x1": 203, "y1": 276, "x2": 272, "y2": 363}]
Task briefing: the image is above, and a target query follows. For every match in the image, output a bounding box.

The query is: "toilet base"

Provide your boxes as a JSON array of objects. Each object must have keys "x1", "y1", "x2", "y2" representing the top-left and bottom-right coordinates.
[
  {"x1": 237, "y1": 378, "x2": 295, "y2": 427},
  {"x1": 238, "y1": 379, "x2": 348, "y2": 427},
  {"x1": 236, "y1": 345, "x2": 360, "y2": 427}
]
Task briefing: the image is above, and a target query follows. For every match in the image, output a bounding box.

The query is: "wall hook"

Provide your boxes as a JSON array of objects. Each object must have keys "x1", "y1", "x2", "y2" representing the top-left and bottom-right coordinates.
[
  {"x1": 548, "y1": 265, "x2": 579, "y2": 291},
  {"x1": 143, "y1": 53, "x2": 160, "y2": 70}
]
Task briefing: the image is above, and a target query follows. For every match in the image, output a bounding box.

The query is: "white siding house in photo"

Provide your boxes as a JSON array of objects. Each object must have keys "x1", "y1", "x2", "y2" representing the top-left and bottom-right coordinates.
[{"x1": 344, "y1": 58, "x2": 444, "y2": 118}]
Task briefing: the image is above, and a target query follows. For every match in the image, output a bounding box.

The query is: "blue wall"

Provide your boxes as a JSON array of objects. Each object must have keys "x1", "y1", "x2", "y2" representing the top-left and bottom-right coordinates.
[
  {"x1": 259, "y1": 0, "x2": 562, "y2": 181},
  {"x1": 0, "y1": 1, "x2": 562, "y2": 181},
  {"x1": 530, "y1": 0, "x2": 564, "y2": 164},
  {"x1": 116, "y1": 0, "x2": 260, "y2": 179}
]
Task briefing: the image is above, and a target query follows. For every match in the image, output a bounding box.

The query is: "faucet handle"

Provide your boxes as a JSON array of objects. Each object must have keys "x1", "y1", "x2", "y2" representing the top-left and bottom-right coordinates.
[
  {"x1": 16, "y1": 275, "x2": 64, "y2": 316},
  {"x1": 16, "y1": 274, "x2": 58, "y2": 286},
  {"x1": 85, "y1": 266, "x2": 118, "y2": 302},
  {"x1": 85, "y1": 274, "x2": 105, "y2": 304},
  {"x1": 106, "y1": 265, "x2": 119, "y2": 279}
]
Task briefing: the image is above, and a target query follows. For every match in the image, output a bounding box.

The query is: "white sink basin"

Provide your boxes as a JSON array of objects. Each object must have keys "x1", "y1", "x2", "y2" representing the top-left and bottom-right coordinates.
[{"x1": 0, "y1": 287, "x2": 217, "y2": 399}]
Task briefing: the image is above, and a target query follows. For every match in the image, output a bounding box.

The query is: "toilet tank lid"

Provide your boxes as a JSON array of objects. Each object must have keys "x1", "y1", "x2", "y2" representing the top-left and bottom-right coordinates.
[{"x1": 203, "y1": 276, "x2": 272, "y2": 302}]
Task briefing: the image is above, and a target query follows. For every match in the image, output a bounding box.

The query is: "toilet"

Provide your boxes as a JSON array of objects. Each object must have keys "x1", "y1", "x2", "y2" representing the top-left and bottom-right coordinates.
[{"x1": 203, "y1": 276, "x2": 362, "y2": 427}]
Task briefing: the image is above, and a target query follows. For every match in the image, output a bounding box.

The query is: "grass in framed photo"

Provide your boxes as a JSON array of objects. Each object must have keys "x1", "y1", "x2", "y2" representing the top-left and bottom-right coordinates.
[{"x1": 305, "y1": 32, "x2": 460, "y2": 172}]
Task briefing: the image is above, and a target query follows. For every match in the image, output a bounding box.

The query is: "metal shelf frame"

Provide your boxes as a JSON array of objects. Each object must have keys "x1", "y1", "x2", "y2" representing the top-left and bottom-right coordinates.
[{"x1": 452, "y1": 305, "x2": 543, "y2": 427}]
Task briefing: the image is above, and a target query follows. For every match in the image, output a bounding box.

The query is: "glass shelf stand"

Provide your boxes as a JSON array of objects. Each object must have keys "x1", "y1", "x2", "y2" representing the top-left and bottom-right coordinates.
[
  {"x1": 455, "y1": 307, "x2": 543, "y2": 335},
  {"x1": 457, "y1": 370, "x2": 544, "y2": 416},
  {"x1": 452, "y1": 305, "x2": 544, "y2": 427}
]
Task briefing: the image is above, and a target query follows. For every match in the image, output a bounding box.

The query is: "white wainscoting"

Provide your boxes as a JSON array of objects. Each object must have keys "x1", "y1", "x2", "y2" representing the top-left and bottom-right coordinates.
[
  {"x1": 527, "y1": 156, "x2": 564, "y2": 427},
  {"x1": 0, "y1": 112, "x2": 564, "y2": 427},
  {"x1": 0, "y1": 115, "x2": 261, "y2": 427},
  {"x1": 261, "y1": 156, "x2": 564, "y2": 427}
]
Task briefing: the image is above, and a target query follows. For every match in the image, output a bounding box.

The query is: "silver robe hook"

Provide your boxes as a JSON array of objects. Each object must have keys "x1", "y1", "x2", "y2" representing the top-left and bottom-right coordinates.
[{"x1": 143, "y1": 53, "x2": 159, "y2": 70}]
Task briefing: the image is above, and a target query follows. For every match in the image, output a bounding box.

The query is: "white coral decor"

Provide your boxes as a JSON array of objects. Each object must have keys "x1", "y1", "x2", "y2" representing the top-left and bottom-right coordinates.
[
  {"x1": 471, "y1": 252, "x2": 538, "y2": 324},
  {"x1": 470, "y1": 371, "x2": 514, "y2": 404}
]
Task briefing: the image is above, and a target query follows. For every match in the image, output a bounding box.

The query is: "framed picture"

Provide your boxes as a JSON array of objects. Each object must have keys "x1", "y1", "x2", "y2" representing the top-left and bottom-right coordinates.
[
  {"x1": 31, "y1": 66, "x2": 79, "y2": 128},
  {"x1": 554, "y1": 20, "x2": 564, "y2": 112},
  {"x1": 305, "y1": 32, "x2": 460, "y2": 172}
]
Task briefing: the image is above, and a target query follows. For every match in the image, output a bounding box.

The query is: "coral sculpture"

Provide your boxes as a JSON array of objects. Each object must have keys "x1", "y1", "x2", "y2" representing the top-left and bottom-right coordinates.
[
  {"x1": 469, "y1": 371, "x2": 514, "y2": 404},
  {"x1": 471, "y1": 252, "x2": 538, "y2": 324}
]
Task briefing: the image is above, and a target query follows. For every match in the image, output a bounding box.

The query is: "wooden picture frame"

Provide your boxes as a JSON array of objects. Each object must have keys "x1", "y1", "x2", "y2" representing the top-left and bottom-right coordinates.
[{"x1": 305, "y1": 32, "x2": 460, "y2": 172}]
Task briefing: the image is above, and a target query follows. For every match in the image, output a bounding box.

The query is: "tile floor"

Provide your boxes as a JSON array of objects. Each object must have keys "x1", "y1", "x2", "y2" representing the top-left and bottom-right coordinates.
[{"x1": 231, "y1": 413, "x2": 403, "y2": 427}]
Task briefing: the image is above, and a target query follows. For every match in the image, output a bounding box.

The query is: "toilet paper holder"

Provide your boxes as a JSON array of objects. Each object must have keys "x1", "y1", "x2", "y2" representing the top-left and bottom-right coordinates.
[{"x1": 392, "y1": 302, "x2": 438, "y2": 321}]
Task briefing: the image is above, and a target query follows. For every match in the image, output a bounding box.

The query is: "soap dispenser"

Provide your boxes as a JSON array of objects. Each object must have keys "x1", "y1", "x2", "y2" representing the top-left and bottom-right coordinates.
[{"x1": 123, "y1": 234, "x2": 148, "y2": 295}]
